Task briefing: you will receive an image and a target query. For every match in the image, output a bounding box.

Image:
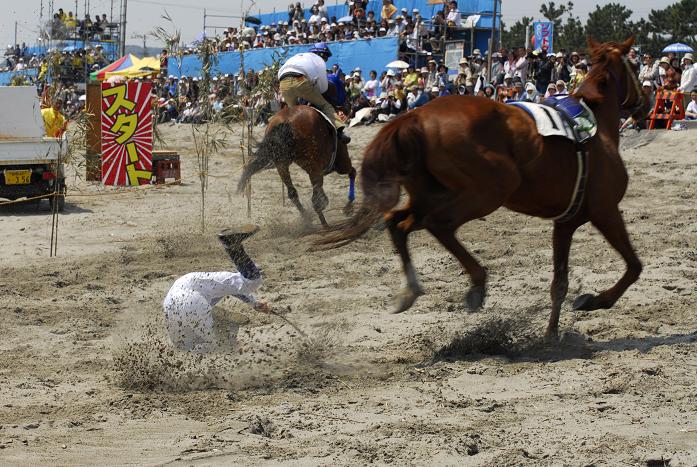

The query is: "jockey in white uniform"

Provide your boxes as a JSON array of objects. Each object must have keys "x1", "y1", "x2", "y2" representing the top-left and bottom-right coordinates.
[
  {"x1": 163, "y1": 225, "x2": 269, "y2": 352},
  {"x1": 278, "y1": 42, "x2": 351, "y2": 144}
]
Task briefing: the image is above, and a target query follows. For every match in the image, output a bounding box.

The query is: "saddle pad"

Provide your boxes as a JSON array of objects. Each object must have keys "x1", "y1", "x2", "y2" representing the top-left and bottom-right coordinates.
[
  {"x1": 307, "y1": 105, "x2": 337, "y2": 174},
  {"x1": 509, "y1": 101, "x2": 576, "y2": 142}
]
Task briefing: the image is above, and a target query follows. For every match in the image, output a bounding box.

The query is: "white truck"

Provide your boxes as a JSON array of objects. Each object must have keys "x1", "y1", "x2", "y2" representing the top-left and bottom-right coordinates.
[{"x1": 0, "y1": 86, "x2": 66, "y2": 211}]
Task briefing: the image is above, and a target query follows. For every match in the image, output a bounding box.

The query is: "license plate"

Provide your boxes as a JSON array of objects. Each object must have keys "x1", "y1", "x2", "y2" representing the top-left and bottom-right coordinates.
[{"x1": 4, "y1": 170, "x2": 32, "y2": 185}]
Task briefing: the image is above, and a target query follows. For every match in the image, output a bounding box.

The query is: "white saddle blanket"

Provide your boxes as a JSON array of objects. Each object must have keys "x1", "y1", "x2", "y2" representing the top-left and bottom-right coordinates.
[{"x1": 510, "y1": 102, "x2": 576, "y2": 142}]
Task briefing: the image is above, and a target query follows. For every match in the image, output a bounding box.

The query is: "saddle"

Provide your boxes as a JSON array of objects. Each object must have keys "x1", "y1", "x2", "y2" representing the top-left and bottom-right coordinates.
[
  {"x1": 508, "y1": 95, "x2": 597, "y2": 224},
  {"x1": 509, "y1": 96, "x2": 597, "y2": 144}
]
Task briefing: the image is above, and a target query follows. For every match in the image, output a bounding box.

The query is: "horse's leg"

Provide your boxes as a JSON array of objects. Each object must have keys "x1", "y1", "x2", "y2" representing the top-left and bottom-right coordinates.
[
  {"x1": 545, "y1": 221, "x2": 580, "y2": 341},
  {"x1": 427, "y1": 227, "x2": 487, "y2": 311},
  {"x1": 276, "y1": 163, "x2": 307, "y2": 220},
  {"x1": 308, "y1": 172, "x2": 329, "y2": 227},
  {"x1": 332, "y1": 142, "x2": 356, "y2": 216},
  {"x1": 343, "y1": 167, "x2": 356, "y2": 216},
  {"x1": 574, "y1": 207, "x2": 642, "y2": 311},
  {"x1": 386, "y1": 207, "x2": 424, "y2": 313}
]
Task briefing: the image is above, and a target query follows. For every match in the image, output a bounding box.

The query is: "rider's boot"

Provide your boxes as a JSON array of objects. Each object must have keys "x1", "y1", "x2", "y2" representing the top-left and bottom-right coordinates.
[
  {"x1": 218, "y1": 225, "x2": 261, "y2": 280},
  {"x1": 338, "y1": 126, "x2": 351, "y2": 145}
]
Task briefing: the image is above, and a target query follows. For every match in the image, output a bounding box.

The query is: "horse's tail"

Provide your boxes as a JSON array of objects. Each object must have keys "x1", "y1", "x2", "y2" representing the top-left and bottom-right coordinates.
[
  {"x1": 315, "y1": 113, "x2": 424, "y2": 249},
  {"x1": 237, "y1": 121, "x2": 294, "y2": 194}
]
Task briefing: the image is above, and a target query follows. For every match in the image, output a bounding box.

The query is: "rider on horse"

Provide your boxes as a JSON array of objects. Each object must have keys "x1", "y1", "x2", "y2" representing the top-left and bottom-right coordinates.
[{"x1": 278, "y1": 42, "x2": 351, "y2": 144}]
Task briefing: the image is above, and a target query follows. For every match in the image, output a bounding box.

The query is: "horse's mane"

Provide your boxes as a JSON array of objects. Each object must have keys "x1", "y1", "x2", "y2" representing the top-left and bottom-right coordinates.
[{"x1": 573, "y1": 39, "x2": 630, "y2": 104}]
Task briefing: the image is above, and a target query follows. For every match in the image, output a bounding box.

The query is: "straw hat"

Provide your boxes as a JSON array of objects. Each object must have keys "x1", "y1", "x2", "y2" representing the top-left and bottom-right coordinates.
[
  {"x1": 683, "y1": 53, "x2": 694, "y2": 62},
  {"x1": 659, "y1": 56, "x2": 671, "y2": 65}
]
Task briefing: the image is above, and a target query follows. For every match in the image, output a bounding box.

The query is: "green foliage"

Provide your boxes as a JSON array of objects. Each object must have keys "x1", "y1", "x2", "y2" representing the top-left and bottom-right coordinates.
[
  {"x1": 558, "y1": 14, "x2": 585, "y2": 52},
  {"x1": 539, "y1": 1, "x2": 575, "y2": 45},
  {"x1": 585, "y1": 3, "x2": 634, "y2": 43},
  {"x1": 500, "y1": 16, "x2": 533, "y2": 49},
  {"x1": 648, "y1": 0, "x2": 697, "y2": 44},
  {"x1": 501, "y1": 0, "x2": 695, "y2": 55}
]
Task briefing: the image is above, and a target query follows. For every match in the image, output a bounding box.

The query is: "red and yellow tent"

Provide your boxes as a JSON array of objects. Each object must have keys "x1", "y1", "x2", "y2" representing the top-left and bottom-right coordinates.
[{"x1": 91, "y1": 54, "x2": 160, "y2": 81}]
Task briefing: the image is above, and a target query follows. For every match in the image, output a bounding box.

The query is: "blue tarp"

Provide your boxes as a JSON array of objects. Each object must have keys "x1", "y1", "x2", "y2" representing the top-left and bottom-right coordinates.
[
  {"x1": 0, "y1": 69, "x2": 38, "y2": 85},
  {"x1": 22, "y1": 41, "x2": 118, "y2": 57},
  {"x1": 256, "y1": 0, "x2": 499, "y2": 23},
  {"x1": 169, "y1": 36, "x2": 399, "y2": 78}
]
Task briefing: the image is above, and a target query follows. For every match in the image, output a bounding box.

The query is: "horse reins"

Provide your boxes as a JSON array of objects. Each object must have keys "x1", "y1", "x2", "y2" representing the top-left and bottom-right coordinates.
[{"x1": 608, "y1": 56, "x2": 644, "y2": 114}]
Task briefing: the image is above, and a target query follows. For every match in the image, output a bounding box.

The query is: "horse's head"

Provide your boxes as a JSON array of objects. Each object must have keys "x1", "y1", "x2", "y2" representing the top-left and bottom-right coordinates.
[{"x1": 577, "y1": 37, "x2": 647, "y2": 118}]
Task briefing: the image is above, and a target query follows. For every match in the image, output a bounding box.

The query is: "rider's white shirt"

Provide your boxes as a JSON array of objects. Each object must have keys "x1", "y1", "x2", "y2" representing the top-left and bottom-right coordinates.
[
  {"x1": 163, "y1": 271, "x2": 262, "y2": 351},
  {"x1": 279, "y1": 53, "x2": 329, "y2": 93}
]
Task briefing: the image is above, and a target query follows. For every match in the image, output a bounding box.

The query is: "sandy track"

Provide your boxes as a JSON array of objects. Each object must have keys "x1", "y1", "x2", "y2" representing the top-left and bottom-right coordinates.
[{"x1": 0, "y1": 123, "x2": 695, "y2": 465}]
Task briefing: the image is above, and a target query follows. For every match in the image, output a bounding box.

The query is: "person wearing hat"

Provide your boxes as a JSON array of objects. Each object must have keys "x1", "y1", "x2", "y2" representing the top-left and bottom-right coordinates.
[
  {"x1": 658, "y1": 56, "x2": 679, "y2": 90},
  {"x1": 520, "y1": 82, "x2": 539, "y2": 103},
  {"x1": 554, "y1": 79, "x2": 568, "y2": 96},
  {"x1": 278, "y1": 43, "x2": 350, "y2": 143},
  {"x1": 163, "y1": 225, "x2": 271, "y2": 353},
  {"x1": 678, "y1": 53, "x2": 696, "y2": 92}
]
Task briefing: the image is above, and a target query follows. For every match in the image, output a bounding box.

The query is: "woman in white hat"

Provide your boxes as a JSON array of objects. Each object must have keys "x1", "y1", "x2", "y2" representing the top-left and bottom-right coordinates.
[{"x1": 678, "y1": 53, "x2": 696, "y2": 92}]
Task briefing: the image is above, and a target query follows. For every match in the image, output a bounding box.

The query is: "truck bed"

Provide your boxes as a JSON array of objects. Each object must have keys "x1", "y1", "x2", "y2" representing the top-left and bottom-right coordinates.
[{"x1": 0, "y1": 138, "x2": 62, "y2": 165}]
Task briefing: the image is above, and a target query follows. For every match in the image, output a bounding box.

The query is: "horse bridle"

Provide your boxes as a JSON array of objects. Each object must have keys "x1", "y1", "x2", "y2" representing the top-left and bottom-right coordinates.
[{"x1": 607, "y1": 56, "x2": 644, "y2": 114}]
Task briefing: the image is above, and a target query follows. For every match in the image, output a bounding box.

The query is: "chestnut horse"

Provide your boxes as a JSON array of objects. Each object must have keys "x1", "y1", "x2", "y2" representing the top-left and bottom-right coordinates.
[
  {"x1": 318, "y1": 38, "x2": 646, "y2": 341},
  {"x1": 237, "y1": 105, "x2": 356, "y2": 226}
]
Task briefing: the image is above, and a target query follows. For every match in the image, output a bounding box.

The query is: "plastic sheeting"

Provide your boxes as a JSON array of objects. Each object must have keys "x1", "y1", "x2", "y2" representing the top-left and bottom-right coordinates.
[
  {"x1": 169, "y1": 36, "x2": 399, "y2": 78},
  {"x1": 0, "y1": 69, "x2": 38, "y2": 85}
]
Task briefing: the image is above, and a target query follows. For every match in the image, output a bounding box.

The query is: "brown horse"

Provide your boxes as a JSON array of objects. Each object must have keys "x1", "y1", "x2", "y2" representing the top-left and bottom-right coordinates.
[
  {"x1": 237, "y1": 104, "x2": 356, "y2": 226},
  {"x1": 317, "y1": 37, "x2": 646, "y2": 341}
]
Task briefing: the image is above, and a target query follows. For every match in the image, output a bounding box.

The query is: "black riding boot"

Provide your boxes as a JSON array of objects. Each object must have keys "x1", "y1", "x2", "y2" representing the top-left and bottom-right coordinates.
[
  {"x1": 338, "y1": 127, "x2": 351, "y2": 144},
  {"x1": 218, "y1": 225, "x2": 261, "y2": 280}
]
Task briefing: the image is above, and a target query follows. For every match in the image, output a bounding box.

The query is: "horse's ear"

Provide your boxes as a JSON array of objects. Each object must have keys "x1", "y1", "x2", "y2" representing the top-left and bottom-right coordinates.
[
  {"x1": 587, "y1": 36, "x2": 601, "y2": 51},
  {"x1": 620, "y1": 36, "x2": 635, "y2": 54}
]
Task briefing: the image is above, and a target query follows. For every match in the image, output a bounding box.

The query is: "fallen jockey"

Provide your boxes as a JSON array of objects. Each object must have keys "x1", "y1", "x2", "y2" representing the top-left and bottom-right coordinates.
[
  {"x1": 162, "y1": 225, "x2": 270, "y2": 353},
  {"x1": 278, "y1": 42, "x2": 351, "y2": 144}
]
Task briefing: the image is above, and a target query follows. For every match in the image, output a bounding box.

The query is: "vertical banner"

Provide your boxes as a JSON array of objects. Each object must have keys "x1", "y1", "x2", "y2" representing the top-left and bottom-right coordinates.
[
  {"x1": 533, "y1": 21, "x2": 554, "y2": 53},
  {"x1": 101, "y1": 81, "x2": 153, "y2": 186}
]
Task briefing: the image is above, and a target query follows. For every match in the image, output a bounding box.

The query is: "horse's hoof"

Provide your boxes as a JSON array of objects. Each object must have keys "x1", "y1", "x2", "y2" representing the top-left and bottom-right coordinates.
[
  {"x1": 573, "y1": 294, "x2": 596, "y2": 311},
  {"x1": 465, "y1": 285, "x2": 486, "y2": 311},
  {"x1": 543, "y1": 329, "x2": 559, "y2": 344},
  {"x1": 393, "y1": 288, "x2": 423, "y2": 314}
]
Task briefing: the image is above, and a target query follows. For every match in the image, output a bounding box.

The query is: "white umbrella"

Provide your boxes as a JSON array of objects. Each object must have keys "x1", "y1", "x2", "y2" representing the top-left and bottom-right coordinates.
[{"x1": 386, "y1": 60, "x2": 410, "y2": 69}]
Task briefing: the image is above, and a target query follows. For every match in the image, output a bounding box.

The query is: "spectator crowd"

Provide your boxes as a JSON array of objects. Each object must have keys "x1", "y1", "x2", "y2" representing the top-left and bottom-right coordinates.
[{"x1": 5, "y1": 2, "x2": 696, "y2": 126}]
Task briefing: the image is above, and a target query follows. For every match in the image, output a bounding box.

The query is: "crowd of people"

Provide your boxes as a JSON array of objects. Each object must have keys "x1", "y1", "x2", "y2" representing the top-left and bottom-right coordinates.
[
  {"x1": 150, "y1": 42, "x2": 697, "y2": 128},
  {"x1": 185, "y1": 0, "x2": 464, "y2": 57},
  {"x1": 6, "y1": 2, "x2": 696, "y2": 127},
  {"x1": 46, "y1": 8, "x2": 116, "y2": 41}
]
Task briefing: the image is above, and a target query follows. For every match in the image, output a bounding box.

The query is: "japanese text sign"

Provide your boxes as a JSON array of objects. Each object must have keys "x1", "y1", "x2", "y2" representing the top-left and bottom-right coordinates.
[
  {"x1": 533, "y1": 21, "x2": 554, "y2": 53},
  {"x1": 101, "y1": 81, "x2": 153, "y2": 185}
]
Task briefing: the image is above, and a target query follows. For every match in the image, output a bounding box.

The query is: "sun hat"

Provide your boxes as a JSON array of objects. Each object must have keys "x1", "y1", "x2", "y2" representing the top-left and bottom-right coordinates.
[
  {"x1": 642, "y1": 81, "x2": 653, "y2": 87},
  {"x1": 386, "y1": 69, "x2": 395, "y2": 76},
  {"x1": 431, "y1": 86, "x2": 439, "y2": 92},
  {"x1": 459, "y1": 57, "x2": 468, "y2": 65},
  {"x1": 420, "y1": 67, "x2": 429, "y2": 73},
  {"x1": 556, "y1": 80, "x2": 565, "y2": 86},
  {"x1": 683, "y1": 53, "x2": 694, "y2": 62},
  {"x1": 659, "y1": 56, "x2": 670, "y2": 65}
]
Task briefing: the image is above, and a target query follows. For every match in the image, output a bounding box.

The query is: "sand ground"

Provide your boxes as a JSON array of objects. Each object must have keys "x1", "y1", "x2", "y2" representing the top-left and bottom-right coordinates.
[{"x1": 0, "y1": 122, "x2": 696, "y2": 466}]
